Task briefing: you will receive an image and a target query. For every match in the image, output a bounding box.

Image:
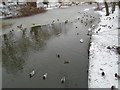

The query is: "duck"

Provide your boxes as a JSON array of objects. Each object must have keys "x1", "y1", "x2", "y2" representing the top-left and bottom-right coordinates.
[
  {"x1": 101, "y1": 72, "x2": 105, "y2": 76},
  {"x1": 43, "y1": 73, "x2": 48, "y2": 79},
  {"x1": 57, "y1": 19, "x2": 59, "y2": 21},
  {"x1": 85, "y1": 22, "x2": 87, "y2": 26},
  {"x1": 111, "y1": 86, "x2": 115, "y2": 90},
  {"x1": 81, "y1": 20, "x2": 83, "y2": 23},
  {"x1": 17, "y1": 24, "x2": 22, "y2": 29},
  {"x1": 65, "y1": 20, "x2": 68, "y2": 24},
  {"x1": 57, "y1": 54, "x2": 60, "y2": 58},
  {"x1": 80, "y1": 39, "x2": 84, "y2": 43},
  {"x1": 29, "y1": 70, "x2": 35, "y2": 78},
  {"x1": 61, "y1": 77, "x2": 65, "y2": 83},
  {"x1": 77, "y1": 33, "x2": 79, "y2": 35},
  {"x1": 77, "y1": 16, "x2": 80, "y2": 20},
  {"x1": 115, "y1": 73, "x2": 120, "y2": 79},
  {"x1": 88, "y1": 28, "x2": 92, "y2": 31},
  {"x1": 64, "y1": 60, "x2": 70, "y2": 64},
  {"x1": 52, "y1": 20, "x2": 55, "y2": 24},
  {"x1": 12, "y1": 29, "x2": 14, "y2": 31}
]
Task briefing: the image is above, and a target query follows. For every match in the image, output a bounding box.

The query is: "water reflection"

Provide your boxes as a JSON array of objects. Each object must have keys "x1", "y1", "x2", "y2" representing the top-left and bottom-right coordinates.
[
  {"x1": 2, "y1": 23, "x2": 68, "y2": 74},
  {"x1": 2, "y1": 21, "x2": 90, "y2": 88}
]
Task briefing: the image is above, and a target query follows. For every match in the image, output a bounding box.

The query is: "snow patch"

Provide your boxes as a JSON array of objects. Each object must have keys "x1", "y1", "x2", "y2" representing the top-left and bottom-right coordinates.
[{"x1": 88, "y1": 7, "x2": 119, "y2": 88}]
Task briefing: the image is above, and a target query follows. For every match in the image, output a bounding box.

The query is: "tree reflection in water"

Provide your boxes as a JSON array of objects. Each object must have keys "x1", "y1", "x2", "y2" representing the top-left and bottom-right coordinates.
[{"x1": 2, "y1": 23, "x2": 67, "y2": 74}]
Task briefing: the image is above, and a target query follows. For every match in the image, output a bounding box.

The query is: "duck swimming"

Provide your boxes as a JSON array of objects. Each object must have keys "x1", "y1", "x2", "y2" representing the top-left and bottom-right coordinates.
[
  {"x1": 65, "y1": 20, "x2": 68, "y2": 24},
  {"x1": 29, "y1": 70, "x2": 35, "y2": 78},
  {"x1": 57, "y1": 54, "x2": 60, "y2": 58},
  {"x1": 17, "y1": 24, "x2": 22, "y2": 29},
  {"x1": 64, "y1": 60, "x2": 70, "y2": 64},
  {"x1": 43, "y1": 73, "x2": 48, "y2": 80},
  {"x1": 61, "y1": 77, "x2": 65, "y2": 83},
  {"x1": 80, "y1": 39, "x2": 84, "y2": 43}
]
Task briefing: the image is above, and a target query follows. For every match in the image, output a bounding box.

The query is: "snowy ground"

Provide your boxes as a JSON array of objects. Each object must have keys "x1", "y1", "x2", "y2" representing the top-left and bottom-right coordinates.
[{"x1": 88, "y1": 7, "x2": 119, "y2": 88}]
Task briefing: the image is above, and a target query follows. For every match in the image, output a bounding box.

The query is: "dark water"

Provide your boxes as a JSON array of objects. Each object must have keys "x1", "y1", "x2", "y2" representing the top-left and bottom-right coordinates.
[{"x1": 2, "y1": 14, "x2": 99, "y2": 88}]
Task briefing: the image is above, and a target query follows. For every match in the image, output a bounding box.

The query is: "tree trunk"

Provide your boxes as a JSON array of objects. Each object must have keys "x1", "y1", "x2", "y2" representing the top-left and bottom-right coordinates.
[
  {"x1": 104, "y1": 1, "x2": 109, "y2": 16},
  {"x1": 112, "y1": 2, "x2": 116, "y2": 14},
  {"x1": 118, "y1": 1, "x2": 120, "y2": 9},
  {"x1": 96, "y1": 2, "x2": 100, "y2": 10},
  {"x1": 17, "y1": 2, "x2": 19, "y2": 5}
]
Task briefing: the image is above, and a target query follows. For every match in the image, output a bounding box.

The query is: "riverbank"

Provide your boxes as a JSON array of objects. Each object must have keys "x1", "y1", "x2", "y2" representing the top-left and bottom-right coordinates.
[
  {"x1": 1, "y1": 4, "x2": 97, "y2": 35},
  {"x1": 88, "y1": 6, "x2": 119, "y2": 88}
]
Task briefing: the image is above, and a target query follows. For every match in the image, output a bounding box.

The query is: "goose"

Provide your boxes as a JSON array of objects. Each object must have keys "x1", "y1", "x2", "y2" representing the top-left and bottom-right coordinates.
[
  {"x1": 43, "y1": 73, "x2": 48, "y2": 79},
  {"x1": 80, "y1": 39, "x2": 84, "y2": 43},
  {"x1": 61, "y1": 77, "x2": 65, "y2": 83},
  {"x1": 29, "y1": 70, "x2": 35, "y2": 78}
]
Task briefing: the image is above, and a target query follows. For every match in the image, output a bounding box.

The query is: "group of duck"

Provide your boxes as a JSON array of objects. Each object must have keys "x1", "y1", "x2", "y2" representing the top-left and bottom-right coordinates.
[
  {"x1": 29, "y1": 71, "x2": 66, "y2": 84},
  {"x1": 29, "y1": 54, "x2": 70, "y2": 84}
]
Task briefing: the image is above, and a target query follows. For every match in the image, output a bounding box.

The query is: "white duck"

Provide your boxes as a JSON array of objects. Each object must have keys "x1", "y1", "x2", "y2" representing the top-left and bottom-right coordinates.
[
  {"x1": 80, "y1": 39, "x2": 84, "y2": 43},
  {"x1": 29, "y1": 70, "x2": 35, "y2": 78},
  {"x1": 43, "y1": 73, "x2": 48, "y2": 79},
  {"x1": 61, "y1": 77, "x2": 65, "y2": 83}
]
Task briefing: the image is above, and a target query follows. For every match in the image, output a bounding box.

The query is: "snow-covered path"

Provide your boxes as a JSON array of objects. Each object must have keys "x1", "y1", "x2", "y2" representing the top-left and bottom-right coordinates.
[{"x1": 88, "y1": 7, "x2": 119, "y2": 88}]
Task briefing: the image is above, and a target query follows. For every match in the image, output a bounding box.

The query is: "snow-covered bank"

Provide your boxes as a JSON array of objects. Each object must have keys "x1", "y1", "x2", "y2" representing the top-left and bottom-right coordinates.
[{"x1": 88, "y1": 7, "x2": 119, "y2": 88}]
